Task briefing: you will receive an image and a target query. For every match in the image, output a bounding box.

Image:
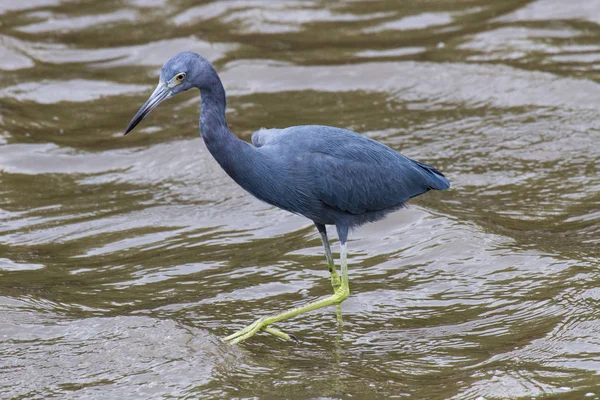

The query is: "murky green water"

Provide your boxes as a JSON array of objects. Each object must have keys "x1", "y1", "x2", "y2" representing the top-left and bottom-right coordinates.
[{"x1": 1, "y1": 1, "x2": 599, "y2": 398}]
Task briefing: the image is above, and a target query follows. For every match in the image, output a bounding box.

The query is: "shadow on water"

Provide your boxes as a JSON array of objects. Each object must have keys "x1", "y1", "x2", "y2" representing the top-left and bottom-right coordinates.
[{"x1": 1, "y1": 0, "x2": 599, "y2": 399}]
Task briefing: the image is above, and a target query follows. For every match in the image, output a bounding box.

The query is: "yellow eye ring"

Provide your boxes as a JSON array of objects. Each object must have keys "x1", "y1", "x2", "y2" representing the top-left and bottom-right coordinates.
[{"x1": 176, "y1": 73, "x2": 185, "y2": 81}]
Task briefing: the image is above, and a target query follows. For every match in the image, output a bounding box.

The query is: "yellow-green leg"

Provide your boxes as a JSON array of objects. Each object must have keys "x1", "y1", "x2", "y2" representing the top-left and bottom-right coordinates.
[
  {"x1": 223, "y1": 241, "x2": 350, "y2": 344},
  {"x1": 316, "y1": 223, "x2": 344, "y2": 325},
  {"x1": 316, "y1": 223, "x2": 342, "y2": 292}
]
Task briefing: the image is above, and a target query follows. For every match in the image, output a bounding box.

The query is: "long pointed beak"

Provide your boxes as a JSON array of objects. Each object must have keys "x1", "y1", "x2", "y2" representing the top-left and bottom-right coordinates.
[{"x1": 124, "y1": 82, "x2": 171, "y2": 135}]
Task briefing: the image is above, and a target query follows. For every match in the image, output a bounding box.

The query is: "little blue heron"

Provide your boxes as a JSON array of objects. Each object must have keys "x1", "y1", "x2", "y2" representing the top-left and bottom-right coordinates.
[{"x1": 124, "y1": 52, "x2": 450, "y2": 344}]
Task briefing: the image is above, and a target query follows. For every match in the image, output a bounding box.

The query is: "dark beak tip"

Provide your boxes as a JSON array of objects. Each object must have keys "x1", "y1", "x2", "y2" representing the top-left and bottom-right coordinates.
[
  {"x1": 123, "y1": 119, "x2": 140, "y2": 136},
  {"x1": 122, "y1": 83, "x2": 169, "y2": 138}
]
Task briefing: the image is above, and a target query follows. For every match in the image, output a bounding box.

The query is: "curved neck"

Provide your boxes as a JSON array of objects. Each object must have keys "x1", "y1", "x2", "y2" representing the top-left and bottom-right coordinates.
[
  {"x1": 199, "y1": 82, "x2": 227, "y2": 134},
  {"x1": 198, "y1": 76, "x2": 255, "y2": 183}
]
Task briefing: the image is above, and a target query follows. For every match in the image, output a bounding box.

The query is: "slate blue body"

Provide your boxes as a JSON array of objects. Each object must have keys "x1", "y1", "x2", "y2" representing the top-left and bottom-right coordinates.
[
  {"x1": 126, "y1": 51, "x2": 450, "y2": 240},
  {"x1": 245, "y1": 125, "x2": 449, "y2": 228},
  {"x1": 124, "y1": 52, "x2": 452, "y2": 343}
]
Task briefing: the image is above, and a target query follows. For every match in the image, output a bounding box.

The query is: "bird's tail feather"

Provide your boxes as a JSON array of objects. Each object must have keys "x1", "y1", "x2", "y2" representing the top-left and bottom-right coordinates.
[{"x1": 411, "y1": 160, "x2": 451, "y2": 190}]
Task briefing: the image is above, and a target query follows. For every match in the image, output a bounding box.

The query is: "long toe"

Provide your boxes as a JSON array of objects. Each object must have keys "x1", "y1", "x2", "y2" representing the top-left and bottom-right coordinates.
[
  {"x1": 228, "y1": 319, "x2": 266, "y2": 344},
  {"x1": 223, "y1": 318, "x2": 264, "y2": 343},
  {"x1": 223, "y1": 319, "x2": 297, "y2": 345},
  {"x1": 263, "y1": 327, "x2": 296, "y2": 342}
]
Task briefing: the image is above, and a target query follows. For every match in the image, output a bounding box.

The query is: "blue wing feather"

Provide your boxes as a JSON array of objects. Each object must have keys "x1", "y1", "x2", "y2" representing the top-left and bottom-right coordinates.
[
  {"x1": 251, "y1": 128, "x2": 271, "y2": 147},
  {"x1": 246, "y1": 125, "x2": 450, "y2": 223},
  {"x1": 313, "y1": 152, "x2": 448, "y2": 214},
  {"x1": 299, "y1": 126, "x2": 449, "y2": 214}
]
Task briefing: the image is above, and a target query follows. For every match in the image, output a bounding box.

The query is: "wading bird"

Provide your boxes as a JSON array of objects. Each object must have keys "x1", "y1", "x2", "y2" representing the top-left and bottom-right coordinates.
[{"x1": 124, "y1": 52, "x2": 450, "y2": 344}]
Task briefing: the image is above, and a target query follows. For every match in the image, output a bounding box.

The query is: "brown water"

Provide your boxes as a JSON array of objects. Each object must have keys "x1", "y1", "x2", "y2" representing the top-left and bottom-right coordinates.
[{"x1": 1, "y1": 1, "x2": 599, "y2": 399}]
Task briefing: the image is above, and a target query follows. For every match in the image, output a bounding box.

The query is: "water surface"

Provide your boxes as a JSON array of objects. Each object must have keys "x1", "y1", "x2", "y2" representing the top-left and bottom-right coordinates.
[{"x1": 1, "y1": 0, "x2": 599, "y2": 399}]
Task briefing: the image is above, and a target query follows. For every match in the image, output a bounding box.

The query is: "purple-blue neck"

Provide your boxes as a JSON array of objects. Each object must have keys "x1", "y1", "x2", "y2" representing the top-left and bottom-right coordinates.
[{"x1": 198, "y1": 75, "x2": 254, "y2": 183}]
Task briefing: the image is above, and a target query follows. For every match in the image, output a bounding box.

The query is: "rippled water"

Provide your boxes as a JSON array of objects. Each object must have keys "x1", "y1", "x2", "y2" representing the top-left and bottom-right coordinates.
[{"x1": 1, "y1": 1, "x2": 599, "y2": 399}]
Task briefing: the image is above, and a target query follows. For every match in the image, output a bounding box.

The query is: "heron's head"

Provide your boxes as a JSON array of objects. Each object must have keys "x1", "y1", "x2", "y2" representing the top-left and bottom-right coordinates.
[{"x1": 124, "y1": 52, "x2": 213, "y2": 135}]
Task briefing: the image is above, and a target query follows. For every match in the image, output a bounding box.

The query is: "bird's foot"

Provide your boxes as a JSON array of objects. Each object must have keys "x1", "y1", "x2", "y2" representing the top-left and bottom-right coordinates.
[
  {"x1": 223, "y1": 285, "x2": 350, "y2": 345},
  {"x1": 223, "y1": 318, "x2": 297, "y2": 345}
]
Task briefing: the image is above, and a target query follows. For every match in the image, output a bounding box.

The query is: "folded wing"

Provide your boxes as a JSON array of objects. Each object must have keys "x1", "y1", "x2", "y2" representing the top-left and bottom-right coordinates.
[{"x1": 311, "y1": 143, "x2": 449, "y2": 214}]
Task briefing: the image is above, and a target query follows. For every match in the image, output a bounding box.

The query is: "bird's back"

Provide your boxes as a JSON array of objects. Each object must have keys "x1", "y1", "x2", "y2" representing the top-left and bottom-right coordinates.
[{"x1": 247, "y1": 125, "x2": 449, "y2": 226}]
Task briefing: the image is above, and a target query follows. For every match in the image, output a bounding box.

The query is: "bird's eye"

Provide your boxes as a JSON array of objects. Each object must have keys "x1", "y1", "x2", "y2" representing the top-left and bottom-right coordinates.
[{"x1": 176, "y1": 73, "x2": 185, "y2": 81}]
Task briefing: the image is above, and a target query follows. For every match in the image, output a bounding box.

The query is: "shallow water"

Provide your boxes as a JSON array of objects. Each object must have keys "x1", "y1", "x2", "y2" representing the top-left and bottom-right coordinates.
[{"x1": 1, "y1": 0, "x2": 599, "y2": 399}]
